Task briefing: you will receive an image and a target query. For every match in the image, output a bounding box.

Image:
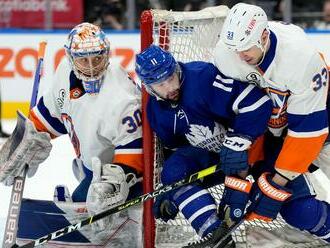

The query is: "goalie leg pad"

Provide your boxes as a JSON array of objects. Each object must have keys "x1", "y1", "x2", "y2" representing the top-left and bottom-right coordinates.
[
  {"x1": 72, "y1": 165, "x2": 93, "y2": 202},
  {"x1": 281, "y1": 196, "x2": 330, "y2": 242},
  {"x1": 72, "y1": 158, "x2": 87, "y2": 182},
  {"x1": 54, "y1": 185, "x2": 72, "y2": 202},
  {"x1": 173, "y1": 184, "x2": 221, "y2": 237}
]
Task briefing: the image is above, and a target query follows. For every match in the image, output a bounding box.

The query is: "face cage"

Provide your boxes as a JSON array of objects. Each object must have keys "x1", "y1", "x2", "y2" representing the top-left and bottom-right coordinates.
[{"x1": 69, "y1": 51, "x2": 110, "y2": 94}]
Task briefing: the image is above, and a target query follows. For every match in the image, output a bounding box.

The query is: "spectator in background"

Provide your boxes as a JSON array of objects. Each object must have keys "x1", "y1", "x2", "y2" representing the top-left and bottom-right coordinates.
[
  {"x1": 83, "y1": 0, "x2": 125, "y2": 29},
  {"x1": 101, "y1": 0, "x2": 124, "y2": 30},
  {"x1": 84, "y1": 0, "x2": 103, "y2": 24},
  {"x1": 183, "y1": 0, "x2": 207, "y2": 11},
  {"x1": 157, "y1": 0, "x2": 206, "y2": 11},
  {"x1": 314, "y1": 0, "x2": 330, "y2": 29},
  {"x1": 275, "y1": 0, "x2": 323, "y2": 28}
]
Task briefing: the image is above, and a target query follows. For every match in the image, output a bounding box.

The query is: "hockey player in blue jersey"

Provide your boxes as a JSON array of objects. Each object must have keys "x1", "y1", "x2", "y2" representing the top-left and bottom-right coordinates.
[{"x1": 135, "y1": 45, "x2": 272, "y2": 246}]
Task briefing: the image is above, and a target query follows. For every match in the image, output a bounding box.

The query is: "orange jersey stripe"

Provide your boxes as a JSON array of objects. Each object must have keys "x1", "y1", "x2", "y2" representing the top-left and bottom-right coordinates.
[
  {"x1": 248, "y1": 135, "x2": 264, "y2": 165},
  {"x1": 113, "y1": 153, "x2": 143, "y2": 173},
  {"x1": 275, "y1": 133, "x2": 327, "y2": 174},
  {"x1": 245, "y1": 212, "x2": 272, "y2": 222},
  {"x1": 29, "y1": 110, "x2": 57, "y2": 139}
]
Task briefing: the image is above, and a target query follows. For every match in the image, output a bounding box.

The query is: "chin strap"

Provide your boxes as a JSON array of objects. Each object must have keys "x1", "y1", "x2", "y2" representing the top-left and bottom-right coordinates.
[{"x1": 256, "y1": 30, "x2": 270, "y2": 66}]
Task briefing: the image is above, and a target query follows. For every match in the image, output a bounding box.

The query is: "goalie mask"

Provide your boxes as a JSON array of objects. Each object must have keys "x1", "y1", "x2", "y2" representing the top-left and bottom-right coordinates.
[
  {"x1": 135, "y1": 45, "x2": 181, "y2": 102},
  {"x1": 65, "y1": 22, "x2": 110, "y2": 94}
]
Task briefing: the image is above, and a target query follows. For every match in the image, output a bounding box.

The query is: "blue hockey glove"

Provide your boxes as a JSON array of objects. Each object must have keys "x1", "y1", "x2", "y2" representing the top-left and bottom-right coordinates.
[
  {"x1": 218, "y1": 176, "x2": 252, "y2": 222},
  {"x1": 246, "y1": 172, "x2": 292, "y2": 222},
  {"x1": 153, "y1": 191, "x2": 179, "y2": 222},
  {"x1": 219, "y1": 134, "x2": 252, "y2": 175}
]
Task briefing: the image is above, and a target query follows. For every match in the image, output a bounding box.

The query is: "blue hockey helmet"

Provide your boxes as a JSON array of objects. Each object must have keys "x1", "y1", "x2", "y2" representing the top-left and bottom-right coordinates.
[{"x1": 135, "y1": 45, "x2": 177, "y2": 86}]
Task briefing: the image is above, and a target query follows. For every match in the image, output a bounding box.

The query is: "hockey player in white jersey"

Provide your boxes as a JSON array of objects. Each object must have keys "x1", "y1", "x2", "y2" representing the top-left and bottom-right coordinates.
[
  {"x1": 0, "y1": 23, "x2": 143, "y2": 247},
  {"x1": 214, "y1": 3, "x2": 330, "y2": 242}
]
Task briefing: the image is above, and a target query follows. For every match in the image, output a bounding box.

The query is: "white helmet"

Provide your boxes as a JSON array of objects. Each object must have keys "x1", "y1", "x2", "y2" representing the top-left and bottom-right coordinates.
[{"x1": 220, "y1": 3, "x2": 268, "y2": 52}]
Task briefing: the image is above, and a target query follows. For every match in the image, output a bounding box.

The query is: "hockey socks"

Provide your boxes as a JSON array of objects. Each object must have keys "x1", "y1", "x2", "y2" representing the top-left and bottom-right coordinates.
[{"x1": 173, "y1": 184, "x2": 221, "y2": 237}]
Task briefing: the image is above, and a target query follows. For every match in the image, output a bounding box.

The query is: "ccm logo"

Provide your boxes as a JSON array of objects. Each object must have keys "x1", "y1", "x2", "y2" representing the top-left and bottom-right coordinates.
[{"x1": 224, "y1": 139, "x2": 244, "y2": 148}]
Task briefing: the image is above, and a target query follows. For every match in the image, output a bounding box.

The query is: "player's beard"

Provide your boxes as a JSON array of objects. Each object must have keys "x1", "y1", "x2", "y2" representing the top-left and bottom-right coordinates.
[{"x1": 167, "y1": 89, "x2": 180, "y2": 102}]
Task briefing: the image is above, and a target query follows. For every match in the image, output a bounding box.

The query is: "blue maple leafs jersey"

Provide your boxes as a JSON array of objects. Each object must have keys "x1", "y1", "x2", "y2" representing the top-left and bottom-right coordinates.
[{"x1": 147, "y1": 61, "x2": 272, "y2": 152}]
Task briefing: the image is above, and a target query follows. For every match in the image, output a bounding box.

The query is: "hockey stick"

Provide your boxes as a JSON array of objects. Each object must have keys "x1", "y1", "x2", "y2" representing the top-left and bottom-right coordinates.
[
  {"x1": 2, "y1": 41, "x2": 47, "y2": 248},
  {"x1": 14, "y1": 164, "x2": 221, "y2": 248},
  {"x1": 212, "y1": 219, "x2": 244, "y2": 248},
  {"x1": 182, "y1": 213, "x2": 245, "y2": 248}
]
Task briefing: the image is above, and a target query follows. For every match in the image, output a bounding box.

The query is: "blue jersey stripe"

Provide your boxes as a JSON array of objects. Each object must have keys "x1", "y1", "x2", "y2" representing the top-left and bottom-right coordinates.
[
  {"x1": 116, "y1": 137, "x2": 142, "y2": 149},
  {"x1": 288, "y1": 110, "x2": 328, "y2": 133},
  {"x1": 37, "y1": 97, "x2": 67, "y2": 134},
  {"x1": 258, "y1": 31, "x2": 277, "y2": 73}
]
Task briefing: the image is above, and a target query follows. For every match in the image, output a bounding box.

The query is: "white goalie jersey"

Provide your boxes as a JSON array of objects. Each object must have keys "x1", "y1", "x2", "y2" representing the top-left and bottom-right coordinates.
[{"x1": 30, "y1": 58, "x2": 143, "y2": 173}]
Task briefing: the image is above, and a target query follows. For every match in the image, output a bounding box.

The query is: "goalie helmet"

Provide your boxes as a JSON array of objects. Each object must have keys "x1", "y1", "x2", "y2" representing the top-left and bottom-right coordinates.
[
  {"x1": 220, "y1": 3, "x2": 268, "y2": 52},
  {"x1": 65, "y1": 22, "x2": 110, "y2": 94},
  {"x1": 135, "y1": 45, "x2": 177, "y2": 86}
]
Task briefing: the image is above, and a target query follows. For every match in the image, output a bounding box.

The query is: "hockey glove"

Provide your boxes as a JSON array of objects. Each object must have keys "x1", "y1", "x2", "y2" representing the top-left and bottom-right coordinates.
[
  {"x1": 219, "y1": 134, "x2": 252, "y2": 175},
  {"x1": 87, "y1": 157, "x2": 137, "y2": 231},
  {"x1": 246, "y1": 172, "x2": 292, "y2": 222},
  {"x1": 153, "y1": 191, "x2": 179, "y2": 222},
  {"x1": 218, "y1": 176, "x2": 252, "y2": 222},
  {"x1": 0, "y1": 111, "x2": 52, "y2": 186}
]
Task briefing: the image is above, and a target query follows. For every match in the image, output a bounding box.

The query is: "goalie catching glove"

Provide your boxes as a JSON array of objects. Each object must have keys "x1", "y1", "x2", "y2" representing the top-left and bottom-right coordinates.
[
  {"x1": 0, "y1": 111, "x2": 52, "y2": 186},
  {"x1": 86, "y1": 157, "x2": 139, "y2": 231}
]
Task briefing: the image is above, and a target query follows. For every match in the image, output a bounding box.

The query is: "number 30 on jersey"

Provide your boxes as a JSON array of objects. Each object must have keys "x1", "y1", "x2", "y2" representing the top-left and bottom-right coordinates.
[{"x1": 122, "y1": 109, "x2": 142, "y2": 133}]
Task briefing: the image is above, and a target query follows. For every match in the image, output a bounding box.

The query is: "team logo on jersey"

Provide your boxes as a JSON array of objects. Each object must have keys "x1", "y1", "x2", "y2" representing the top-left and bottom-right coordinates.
[
  {"x1": 177, "y1": 109, "x2": 187, "y2": 120},
  {"x1": 266, "y1": 88, "x2": 289, "y2": 136},
  {"x1": 70, "y1": 87, "x2": 83, "y2": 99},
  {"x1": 185, "y1": 123, "x2": 226, "y2": 153},
  {"x1": 57, "y1": 89, "x2": 66, "y2": 109}
]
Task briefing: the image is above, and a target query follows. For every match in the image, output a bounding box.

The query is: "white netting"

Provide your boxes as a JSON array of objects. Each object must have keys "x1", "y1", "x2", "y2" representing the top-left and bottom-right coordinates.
[{"x1": 144, "y1": 6, "x2": 329, "y2": 248}]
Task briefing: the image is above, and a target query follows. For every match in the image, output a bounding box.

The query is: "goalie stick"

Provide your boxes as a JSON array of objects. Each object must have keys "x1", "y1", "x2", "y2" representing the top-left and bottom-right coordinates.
[
  {"x1": 14, "y1": 164, "x2": 221, "y2": 248},
  {"x1": 2, "y1": 41, "x2": 47, "y2": 248}
]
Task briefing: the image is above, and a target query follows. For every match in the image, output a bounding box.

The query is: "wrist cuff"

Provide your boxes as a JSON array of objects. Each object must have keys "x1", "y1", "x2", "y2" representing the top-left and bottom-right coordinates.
[
  {"x1": 225, "y1": 176, "x2": 252, "y2": 193},
  {"x1": 223, "y1": 135, "x2": 252, "y2": 151},
  {"x1": 257, "y1": 173, "x2": 292, "y2": 202}
]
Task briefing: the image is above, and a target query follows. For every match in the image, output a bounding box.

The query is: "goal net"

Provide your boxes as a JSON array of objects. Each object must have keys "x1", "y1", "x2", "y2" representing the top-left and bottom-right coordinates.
[{"x1": 140, "y1": 5, "x2": 328, "y2": 248}]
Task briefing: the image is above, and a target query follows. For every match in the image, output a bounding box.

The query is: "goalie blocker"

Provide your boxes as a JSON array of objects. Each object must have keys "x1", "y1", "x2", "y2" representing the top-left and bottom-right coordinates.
[{"x1": 0, "y1": 111, "x2": 51, "y2": 186}]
